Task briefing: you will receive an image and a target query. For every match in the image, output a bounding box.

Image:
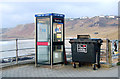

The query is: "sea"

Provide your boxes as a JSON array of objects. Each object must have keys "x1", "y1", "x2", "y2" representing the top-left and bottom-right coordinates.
[{"x1": 0, "y1": 39, "x2": 35, "y2": 59}]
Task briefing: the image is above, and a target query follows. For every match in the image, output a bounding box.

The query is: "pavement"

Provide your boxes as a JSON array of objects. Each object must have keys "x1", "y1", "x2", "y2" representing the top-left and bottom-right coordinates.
[{"x1": 1, "y1": 64, "x2": 119, "y2": 77}]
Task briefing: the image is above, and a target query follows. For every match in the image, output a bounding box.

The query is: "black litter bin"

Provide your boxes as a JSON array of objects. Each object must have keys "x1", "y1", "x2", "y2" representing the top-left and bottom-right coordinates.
[{"x1": 69, "y1": 35, "x2": 103, "y2": 70}]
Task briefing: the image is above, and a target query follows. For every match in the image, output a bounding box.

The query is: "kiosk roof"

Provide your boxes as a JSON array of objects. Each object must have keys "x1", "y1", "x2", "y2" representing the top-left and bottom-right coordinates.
[{"x1": 35, "y1": 13, "x2": 65, "y2": 17}]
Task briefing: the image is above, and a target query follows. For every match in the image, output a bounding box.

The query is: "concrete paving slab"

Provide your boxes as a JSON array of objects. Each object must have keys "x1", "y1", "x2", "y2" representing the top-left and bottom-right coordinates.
[{"x1": 1, "y1": 64, "x2": 118, "y2": 77}]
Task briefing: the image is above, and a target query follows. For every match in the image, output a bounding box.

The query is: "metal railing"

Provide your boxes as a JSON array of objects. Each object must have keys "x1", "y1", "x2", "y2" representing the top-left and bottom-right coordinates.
[
  {"x1": 1, "y1": 38, "x2": 35, "y2": 65},
  {"x1": 0, "y1": 38, "x2": 119, "y2": 67}
]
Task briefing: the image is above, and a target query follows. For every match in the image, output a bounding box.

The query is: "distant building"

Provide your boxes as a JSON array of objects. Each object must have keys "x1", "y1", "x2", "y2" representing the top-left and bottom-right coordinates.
[
  {"x1": 70, "y1": 18, "x2": 74, "y2": 20},
  {"x1": 99, "y1": 15, "x2": 105, "y2": 18},
  {"x1": 107, "y1": 15, "x2": 115, "y2": 18},
  {"x1": 66, "y1": 18, "x2": 74, "y2": 21},
  {"x1": 80, "y1": 16, "x2": 89, "y2": 19}
]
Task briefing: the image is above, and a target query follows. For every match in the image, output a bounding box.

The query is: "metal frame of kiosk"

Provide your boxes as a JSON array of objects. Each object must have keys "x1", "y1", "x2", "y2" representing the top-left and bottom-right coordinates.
[{"x1": 35, "y1": 13, "x2": 65, "y2": 67}]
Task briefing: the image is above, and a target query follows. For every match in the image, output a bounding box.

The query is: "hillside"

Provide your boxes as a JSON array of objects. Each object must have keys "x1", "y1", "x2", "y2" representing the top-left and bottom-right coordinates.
[
  {"x1": 65, "y1": 16, "x2": 118, "y2": 40},
  {"x1": 1, "y1": 16, "x2": 118, "y2": 40},
  {"x1": 2, "y1": 23, "x2": 35, "y2": 39}
]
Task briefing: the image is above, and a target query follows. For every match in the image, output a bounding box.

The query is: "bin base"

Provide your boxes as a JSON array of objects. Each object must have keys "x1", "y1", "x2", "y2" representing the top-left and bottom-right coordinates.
[{"x1": 72, "y1": 62, "x2": 100, "y2": 70}]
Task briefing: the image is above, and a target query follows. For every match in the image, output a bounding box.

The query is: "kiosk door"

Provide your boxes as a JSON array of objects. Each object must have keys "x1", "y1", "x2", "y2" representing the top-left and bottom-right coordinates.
[
  {"x1": 36, "y1": 17, "x2": 51, "y2": 64},
  {"x1": 53, "y1": 22, "x2": 64, "y2": 64}
]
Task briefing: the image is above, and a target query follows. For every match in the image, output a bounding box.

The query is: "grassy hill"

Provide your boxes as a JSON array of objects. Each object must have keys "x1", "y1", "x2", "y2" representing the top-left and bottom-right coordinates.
[{"x1": 1, "y1": 16, "x2": 118, "y2": 40}]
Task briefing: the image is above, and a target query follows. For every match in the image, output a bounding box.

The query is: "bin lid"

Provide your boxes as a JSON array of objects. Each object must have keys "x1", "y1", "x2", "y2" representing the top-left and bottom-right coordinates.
[
  {"x1": 69, "y1": 39, "x2": 97, "y2": 43},
  {"x1": 69, "y1": 38, "x2": 103, "y2": 44},
  {"x1": 69, "y1": 35, "x2": 103, "y2": 44},
  {"x1": 77, "y1": 35, "x2": 90, "y2": 39}
]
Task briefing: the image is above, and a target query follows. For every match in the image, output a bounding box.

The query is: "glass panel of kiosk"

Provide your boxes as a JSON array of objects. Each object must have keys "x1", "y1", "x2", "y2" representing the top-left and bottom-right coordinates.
[{"x1": 36, "y1": 17, "x2": 50, "y2": 64}]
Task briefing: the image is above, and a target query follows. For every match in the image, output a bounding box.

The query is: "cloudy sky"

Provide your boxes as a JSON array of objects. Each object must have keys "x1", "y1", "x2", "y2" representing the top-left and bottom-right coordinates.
[{"x1": 0, "y1": 0, "x2": 119, "y2": 28}]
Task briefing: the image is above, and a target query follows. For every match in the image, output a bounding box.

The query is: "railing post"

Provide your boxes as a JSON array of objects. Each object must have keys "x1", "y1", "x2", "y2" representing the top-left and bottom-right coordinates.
[
  {"x1": 106, "y1": 39, "x2": 109, "y2": 64},
  {"x1": 16, "y1": 39, "x2": 18, "y2": 64},
  {"x1": 106, "y1": 39, "x2": 112, "y2": 65},
  {"x1": 108, "y1": 40, "x2": 112, "y2": 65}
]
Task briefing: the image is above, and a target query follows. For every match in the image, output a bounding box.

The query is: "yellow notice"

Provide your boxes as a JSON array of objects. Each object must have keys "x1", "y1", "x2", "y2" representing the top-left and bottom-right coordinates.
[{"x1": 57, "y1": 34, "x2": 61, "y2": 38}]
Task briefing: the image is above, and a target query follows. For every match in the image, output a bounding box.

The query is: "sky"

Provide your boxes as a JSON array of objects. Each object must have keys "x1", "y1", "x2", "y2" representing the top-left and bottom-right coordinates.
[{"x1": 0, "y1": 0, "x2": 119, "y2": 28}]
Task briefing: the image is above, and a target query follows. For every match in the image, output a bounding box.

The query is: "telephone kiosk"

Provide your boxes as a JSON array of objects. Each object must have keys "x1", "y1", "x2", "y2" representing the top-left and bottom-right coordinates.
[{"x1": 35, "y1": 13, "x2": 65, "y2": 66}]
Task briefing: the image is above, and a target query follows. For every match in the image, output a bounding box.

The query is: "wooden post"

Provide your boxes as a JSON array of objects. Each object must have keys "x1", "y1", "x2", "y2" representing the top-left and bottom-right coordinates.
[
  {"x1": 106, "y1": 39, "x2": 112, "y2": 67},
  {"x1": 108, "y1": 40, "x2": 112, "y2": 65},
  {"x1": 106, "y1": 39, "x2": 109, "y2": 64},
  {"x1": 16, "y1": 39, "x2": 18, "y2": 64}
]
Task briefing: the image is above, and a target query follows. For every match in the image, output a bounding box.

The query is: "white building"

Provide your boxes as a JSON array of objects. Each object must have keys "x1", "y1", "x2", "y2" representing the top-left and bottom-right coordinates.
[
  {"x1": 99, "y1": 15, "x2": 105, "y2": 18},
  {"x1": 108, "y1": 16, "x2": 115, "y2": 18}
]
